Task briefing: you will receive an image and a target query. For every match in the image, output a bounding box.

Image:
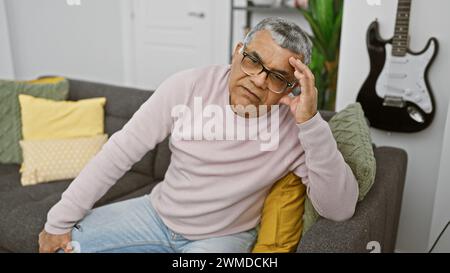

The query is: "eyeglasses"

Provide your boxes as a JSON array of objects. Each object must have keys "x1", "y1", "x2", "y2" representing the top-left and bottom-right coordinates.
[{"x1": 240, "y1": 51, "x2": 297, "y2": 94}]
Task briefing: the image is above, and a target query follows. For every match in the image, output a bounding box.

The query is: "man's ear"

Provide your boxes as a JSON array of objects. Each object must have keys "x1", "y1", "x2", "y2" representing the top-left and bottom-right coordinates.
[
  {"x1": 234, "y1": 43, "x2": 244, "y2": 57},
  {"x1": 230, "y1": 43, "x2": 244, "y2": 65}
]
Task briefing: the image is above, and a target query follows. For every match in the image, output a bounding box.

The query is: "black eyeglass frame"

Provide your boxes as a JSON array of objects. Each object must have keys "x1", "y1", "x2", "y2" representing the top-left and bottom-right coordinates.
[{"x1": 240, "y1": 50, "x2": 298, "y2": 94}]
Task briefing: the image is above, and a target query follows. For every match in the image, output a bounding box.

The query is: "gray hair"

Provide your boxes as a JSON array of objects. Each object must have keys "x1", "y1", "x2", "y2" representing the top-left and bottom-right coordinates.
[{"x1": 243, "y1": 17, "x2": 312, "y2": 65}]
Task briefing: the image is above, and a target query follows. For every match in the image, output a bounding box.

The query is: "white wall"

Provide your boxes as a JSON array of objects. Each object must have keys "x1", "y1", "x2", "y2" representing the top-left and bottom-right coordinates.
[
  {"x1": 4, "y1": 0, "x2": 125, "y2": 85},
  {"x1": 430, "y1": 95, "x2": 450, "y2": 251},
  {"x1": 211, "y1": 0, "x2": 232, "y2": 65},
  {"x1": 3, "y1": 0, "x2": 232, "y2": 88},
  {"x1": 337, "y1": 0, "x2": 450, "y2": 252},
  {"x1": 0, "y1": 0, "x2": 15, "y2": 79}
]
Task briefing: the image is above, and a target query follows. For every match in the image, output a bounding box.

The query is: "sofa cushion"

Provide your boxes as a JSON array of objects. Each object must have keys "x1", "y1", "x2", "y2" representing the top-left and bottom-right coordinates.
[
  {"x1": 0, "y1": 171, "x2": 155, "y2": 252},
  {"x1": 66, "y1": 79, "x2": 151, "y2": 119},
  {"x1": 66, "y1": 79, "x2": 155, "y2": 178},
  {"x1": 0, "y1": 164, "x2": 20, "y2": 177},
  {"x1": 95, "y1": 172, "x2": 155, "y2": 207},
  {"x1": 0, "y1": 170, "x2": 152, "y2": 211},
  {"x1": 0, "y1": 165, "x2": 24, "y2": 192},
  {"x1": 105, "y1": 115, "x2": 155, "y2": 178},
  {"x1": 0, "y1": 193, "x2": 62, "y2": 253},
  {"x1": 303, "y1": 103, "x2": 376, "y2": 235},
  {"x1": 0, "y1": 175, "x2": 72, "y2": 200},
  {"x1": 329, "y1": 103, "x2": 376, "y2": 202},
  {"x1": 19, "y1": 95, "x2": 106, "y2": 140},
  {"x1": 0, "y1": 78, "x2": 69, "y2": 164},
  {"x1": 19, "y1": 135, "x2": 108, "y2": 186},
  {"x1": 252, "y1": 172, "x2": 306, "y2": 253},
  {"x1": 108, "y1": 183, "x2": 158, "y2": 204}
]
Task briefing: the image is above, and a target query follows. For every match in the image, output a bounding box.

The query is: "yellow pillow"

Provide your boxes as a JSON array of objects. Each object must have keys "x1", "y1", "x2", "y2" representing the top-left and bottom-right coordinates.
[
  {"x1": 252, "y1": 172, "x2": 306, "y2": 253},
  {"x1": 18, "y1": 94, "x2": 106, "y2": 140},
  {"x1": 25, "y1": 76, "x2": 67, "y2": 85},
  {"x1": 19, "y1": 135, "x2": 108, "y2": 186}
]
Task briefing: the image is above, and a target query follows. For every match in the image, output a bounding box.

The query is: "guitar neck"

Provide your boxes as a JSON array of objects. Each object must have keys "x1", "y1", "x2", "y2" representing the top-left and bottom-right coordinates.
[{"x1": 392, "y1": 0, "x2": 412, "y2": 57}]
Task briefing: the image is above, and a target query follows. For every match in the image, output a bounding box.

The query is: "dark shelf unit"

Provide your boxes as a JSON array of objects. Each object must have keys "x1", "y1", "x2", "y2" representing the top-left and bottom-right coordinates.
[{"x1": 229, "y1": 0, "x2": 299, "y2": 60}]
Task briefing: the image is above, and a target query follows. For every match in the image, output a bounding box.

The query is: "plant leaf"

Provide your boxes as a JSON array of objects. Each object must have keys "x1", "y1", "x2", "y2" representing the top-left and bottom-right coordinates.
[
  {"x1": 300, "y1": 9, "x2": 327, "y2": 52},
  {"x1": 309, "y1": 0, "x2": 318, "y2": 20},
  {"x1": 314, "y1": 0, "x2": 334, "y2": 44},
  {"x1": 328, "y1": 4, "x2": 343, "y2": 59},
  {"x1": 309, "y1": 34, "x2": 329, "y2": 60}
]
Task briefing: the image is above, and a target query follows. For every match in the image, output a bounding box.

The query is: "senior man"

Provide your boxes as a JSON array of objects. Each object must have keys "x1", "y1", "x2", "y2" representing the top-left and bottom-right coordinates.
[{"x1": 39, "y1": 17, "x2": 358, "y2": 253}]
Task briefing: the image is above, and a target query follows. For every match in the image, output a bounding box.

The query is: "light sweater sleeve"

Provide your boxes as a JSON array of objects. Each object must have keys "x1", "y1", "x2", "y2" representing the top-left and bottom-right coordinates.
[
  {"x1": 293, "y1": 112, "x2": 359, "y2": 222},
  {"x1": 44, "y1": 72, "x2": 191, "y2": 235}
]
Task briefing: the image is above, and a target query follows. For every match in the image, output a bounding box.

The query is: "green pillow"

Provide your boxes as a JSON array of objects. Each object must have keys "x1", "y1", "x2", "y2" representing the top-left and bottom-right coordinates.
[
  {"x1": 0, "y1": 78, "x2": 69, "y2": 164},
  {"x1": 302, "y1": 103, "x2": 376, "y2": 234}
]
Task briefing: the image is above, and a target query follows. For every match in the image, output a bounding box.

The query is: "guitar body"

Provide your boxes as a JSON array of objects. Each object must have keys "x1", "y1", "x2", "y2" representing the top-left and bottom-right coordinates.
[{"x1": 357, "y1": 21, "x2": 438, "y2": 132}]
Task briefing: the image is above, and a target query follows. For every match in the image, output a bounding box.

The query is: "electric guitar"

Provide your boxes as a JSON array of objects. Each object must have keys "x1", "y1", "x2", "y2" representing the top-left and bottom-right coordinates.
[{"x1": 356, "y1": 0, "x2": 438, "y2": 132}]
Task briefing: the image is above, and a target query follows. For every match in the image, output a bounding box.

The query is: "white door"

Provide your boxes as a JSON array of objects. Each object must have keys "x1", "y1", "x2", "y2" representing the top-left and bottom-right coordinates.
[{"x1": 131, "y1": 0, "x2": 214, "y2": 90}]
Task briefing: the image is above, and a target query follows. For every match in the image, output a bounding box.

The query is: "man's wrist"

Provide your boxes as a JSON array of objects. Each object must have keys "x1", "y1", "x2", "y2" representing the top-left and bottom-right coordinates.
[{"x1": 296, "y1": 111, "x2": 318, "y2": 124}]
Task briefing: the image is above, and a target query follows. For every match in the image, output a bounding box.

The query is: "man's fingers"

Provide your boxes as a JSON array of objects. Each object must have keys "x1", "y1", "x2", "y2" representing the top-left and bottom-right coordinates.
[
  {"x1": 60, "y1": 237, "x2": 73, "y2": 253},
  {"x1": 38, "y1": 229, "x2": 73, "y2": 253},
  {"x1": 290, "y1": 57, "x2": 314, "y2": 79},
  {"x1": 63, "y1": 245, "x2": 73, "y2": 253},
  {"x1": 289, "y1": 56, "x2": 300, "y2": 69},
  {"x1": 62, "y1": 242, "x2": 72, "y2": 253},
  {"x1": 296, "y1": 59, "x2": 314, "y2": 79},
  {"x1": 289, "y1": 57, "x2": 307, "y2": 72},
  {"x1": 294, "y1": 70, "x2": 304, "y2": 81}
]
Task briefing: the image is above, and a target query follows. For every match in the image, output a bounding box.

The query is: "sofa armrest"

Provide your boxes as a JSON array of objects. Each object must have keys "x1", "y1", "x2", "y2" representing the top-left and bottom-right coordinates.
[
  {"x1": 297, "y1": 146, "x2": 407, "y2": 253},
  {"x1": 297, "y1": 215, "x2": 372, "y2": 253}
]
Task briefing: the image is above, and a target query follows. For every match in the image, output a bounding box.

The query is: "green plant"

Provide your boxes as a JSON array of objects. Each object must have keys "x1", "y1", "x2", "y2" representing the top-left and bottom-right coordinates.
[{"x1": 299, "y1": 0, "x2": 343, "y2": 110}]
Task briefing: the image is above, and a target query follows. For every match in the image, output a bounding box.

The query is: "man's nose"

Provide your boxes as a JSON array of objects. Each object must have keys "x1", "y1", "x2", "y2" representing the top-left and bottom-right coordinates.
[{"x1": 250, "y1": 71, "x2": 268, "y2": 89}]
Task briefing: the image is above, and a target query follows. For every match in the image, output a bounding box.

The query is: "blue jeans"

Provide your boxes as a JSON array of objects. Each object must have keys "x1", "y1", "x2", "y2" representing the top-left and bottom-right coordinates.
[{"x1": 66, "y1": 195, "x2": 258, "y2": 253}]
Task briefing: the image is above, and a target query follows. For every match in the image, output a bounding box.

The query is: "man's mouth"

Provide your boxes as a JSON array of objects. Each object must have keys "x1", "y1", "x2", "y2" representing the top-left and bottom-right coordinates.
[{"x1": 242, "y1": 86, "x2": 261, "y2": 102}]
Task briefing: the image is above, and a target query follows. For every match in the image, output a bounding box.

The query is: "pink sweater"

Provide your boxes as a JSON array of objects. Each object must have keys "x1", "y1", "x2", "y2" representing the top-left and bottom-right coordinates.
[{"x1": 45, "y1": 65, "x2": 358, "y2": 240}]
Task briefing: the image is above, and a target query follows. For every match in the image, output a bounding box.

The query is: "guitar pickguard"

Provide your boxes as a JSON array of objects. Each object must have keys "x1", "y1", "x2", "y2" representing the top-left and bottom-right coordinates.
[{"x1": 375, "y1": 41, "x2": 436, "y2": 114}]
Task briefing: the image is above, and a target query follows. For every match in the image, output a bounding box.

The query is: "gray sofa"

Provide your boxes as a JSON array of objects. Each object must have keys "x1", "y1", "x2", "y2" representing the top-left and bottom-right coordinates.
[{"x1": 0, "y1": 78, "x2": 408, "y2": 253}]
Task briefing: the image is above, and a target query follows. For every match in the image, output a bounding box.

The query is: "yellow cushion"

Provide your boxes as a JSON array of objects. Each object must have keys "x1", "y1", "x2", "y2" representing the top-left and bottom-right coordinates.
[
  {"x1": 0, "y1": 77, "x2": 69, "y2": 164},
  {"x1": 18, "y1": 94, "x2": 106, "y2": 140},
  {"x1": 25, "y1": 76, "x2": 67, "y2": 85},
  {"x1": 19, "y1": 135, "x2": 108, "y2": 186},
  {"x1": 252, "y1": 172, "x2": 306, "y2": 253}
]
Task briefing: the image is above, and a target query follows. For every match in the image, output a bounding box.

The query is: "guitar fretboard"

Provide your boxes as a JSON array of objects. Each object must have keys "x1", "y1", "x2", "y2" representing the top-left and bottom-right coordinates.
[{"x1": 392, "y1": 0, "x2": 411, "y2": 57}]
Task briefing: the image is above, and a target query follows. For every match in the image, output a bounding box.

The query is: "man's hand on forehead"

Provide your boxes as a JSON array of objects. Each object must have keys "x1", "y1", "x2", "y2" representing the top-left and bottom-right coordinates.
[{"x1": 278, "y1": 56, "x2": 318, "y2": 124}]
